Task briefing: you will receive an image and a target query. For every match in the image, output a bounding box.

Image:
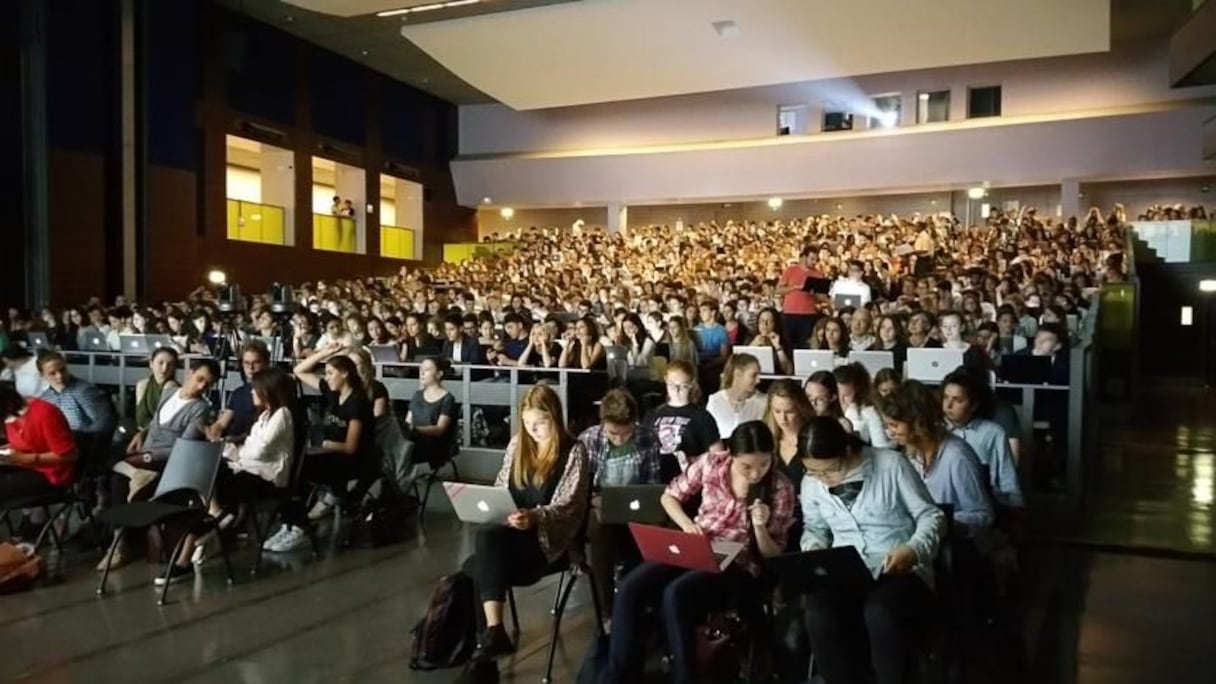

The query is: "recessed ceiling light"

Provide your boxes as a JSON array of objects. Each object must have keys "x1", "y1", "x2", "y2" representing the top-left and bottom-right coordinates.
[{"x1": 360, "y1": 50, "x2": 369, "y2": 56}]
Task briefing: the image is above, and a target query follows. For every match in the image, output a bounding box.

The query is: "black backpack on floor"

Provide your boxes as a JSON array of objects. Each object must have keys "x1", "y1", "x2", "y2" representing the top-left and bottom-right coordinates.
[{"x1": 409, "y1": 571, "x2": 476, "y2": 670}]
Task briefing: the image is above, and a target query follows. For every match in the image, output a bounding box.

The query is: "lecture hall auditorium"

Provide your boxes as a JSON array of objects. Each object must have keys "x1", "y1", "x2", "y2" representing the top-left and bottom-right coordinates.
[{"x1": 2, "y1": 1, "x2": 1216, "y2": 683}]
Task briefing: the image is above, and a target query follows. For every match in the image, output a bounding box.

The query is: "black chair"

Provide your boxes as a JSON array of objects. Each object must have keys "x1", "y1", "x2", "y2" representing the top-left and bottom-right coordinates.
[
  {"x1": 96, "y1": 439, "x2": 234, "y2": 605},
  {"x1": 411, "y1": 417, "x2": 461, "y2": 526},
  {"x1": 240, "y1": 408, "x2": 320, "y2": 575},
  {"x1": 505, "y1": 490, "x2": 606, "y2": 684}
]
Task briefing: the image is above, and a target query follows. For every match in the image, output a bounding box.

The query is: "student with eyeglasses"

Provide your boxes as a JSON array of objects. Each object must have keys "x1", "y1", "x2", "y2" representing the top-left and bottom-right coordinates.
[
  {"x1": 797, "y1": 416, "x2": 945, "y2": 684},
  {"x1": 645, "y1": 360, "x2": 720, "y2": 479}
]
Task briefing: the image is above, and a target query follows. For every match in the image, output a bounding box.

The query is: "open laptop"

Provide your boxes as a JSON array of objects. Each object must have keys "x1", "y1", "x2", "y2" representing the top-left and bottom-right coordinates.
[
  {"x1": 120, "y1": 334, "x2": 151, "y2": 354},
  {"x1": 25, "y1": 332, "x2": 50, "y2": 351},
  {"x1": 443, "y1": 482, "x2": 518, "y2": 525},
  {"x1": 604, "y1": 345, "x2": 629, "y2": 383},
  {"x1": 998, "y1": 354, "x2": 1053, "y2": 385},
  {"x1": 801, "y1": 277, "x2": 832, "y2": 294},
  {"x1": 832, "y1": 294, "x2": 862, "y2": 311},
  {"x1": 766, "y1": 547, "x2": 876, "y2": 596},
  {"x1": 793, "y1": 349, "x2": 838, "y2": 376},
  {"x1": 732, "y1": 345, "x2": 776, "y2": 374},
  {"x1": 367, "y1": 344, "x2": 401, "y2": 364},
  {"x1": 905, "y1": 348, "x2": 964, "y2": 383},
  {"x1": 847, "y1": 350, "x2": 895, "y2": 377},
  {"x1": 145, "y1": 334, "x2": 177, "y2": 352},
  {"x1": 600, "y1": 485, "x2": 667, "y2": 525},
  {"x1": 81, "y1": 333, "x2": 111, "y2": 352},
  {"x1": 628, "y1": 522, "x2": 744, "y2": 573}
]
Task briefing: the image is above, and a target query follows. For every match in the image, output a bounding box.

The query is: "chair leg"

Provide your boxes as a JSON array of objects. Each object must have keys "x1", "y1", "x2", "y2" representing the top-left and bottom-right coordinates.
[
  {"x1": 507, "y1": 587, "x2": 522, "y2": 645},
  {"x1": 550, "y1": 572, "x2": 566, "y2": 615},
  {"x1": 33, "y1": 504, "x2": 66, "y2": 555},
  {"x1": 418, "y1": 476, "x2": 432, "y2": 526},
  {"x1": 543, "y1": 573, "x2": 580, "y2": 684},
  {"x1": 584, "y1": 567, "x2": 607, "y2": 636},
  {"x1": 96, "y1": 527, "x2": 126, "y2": 596},
  {"x1": 158, "y1": 532, "x2": 190, "y2": 606},
  {"x1": 77, "y1": 500, "x2": 106, "y2": 555},
  {"x1": 250, "y1": 510, "x2": 271, "y2": 577},
  {"x1": 212, "y1": 522, "x2": 237, "y2": 586}
]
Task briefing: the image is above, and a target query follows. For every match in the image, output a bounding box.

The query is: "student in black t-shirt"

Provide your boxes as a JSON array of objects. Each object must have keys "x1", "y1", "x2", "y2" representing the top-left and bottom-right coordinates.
[
  {"x1": 293, "y1": 345, "x2": 376, "y2": 520},
  {"x1": 205, "y1": 340, "x2": 270, "y2": 441},
  {"x1": 643, "y1": 359, "x2": 720, "y2": 481}
]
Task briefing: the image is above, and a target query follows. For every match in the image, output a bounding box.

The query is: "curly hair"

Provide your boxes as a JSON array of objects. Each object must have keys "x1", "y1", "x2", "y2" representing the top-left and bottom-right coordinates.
[{"x1": 876, "y1": 380, "x2": 947, "y2": 447}]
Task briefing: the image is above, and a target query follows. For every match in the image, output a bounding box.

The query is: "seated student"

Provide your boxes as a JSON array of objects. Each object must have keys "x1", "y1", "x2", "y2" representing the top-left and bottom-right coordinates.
[
  {"x1": 748, "y1": 307, "x2": 794, "y2": 376},
  {"x1": 457, "y1": 385, "x2": 590, "y2": 682},
  {"x1": 558, "y1": 316, "x2": 606, "y2": 370},
  {"x1": 693, "y1": 299, "x2": 731, "y2": 389},
  {"x1": 134, "y1": 347, "x2": 181, "y2": 433},
  {"x1": 873, "y1": 314, "x2": 909, "y2": 375},
  {"x1": 764, "y1": 379, "x2": 815, "y2": 551},
  {"x1": 873, "y1": 367, "x2": 900, "y2": 400},
  {"x1": 1, "y1": 345, "x2": 46, "y2": 399},
  {"x1": 941, "y1": 369, "x2": 1023, "y2": 508},
  {"x1": 401, "y1": 312, "x2": 440, "y2": 361},
  {"x1": 579, "y1": 389, "x2": 662, "y2": 613},
  {"x1": 440, "y1": 312, "x2": 483, "y2": 366},
  {"x1": 878, "y1": 381, "x2": 993, "y2": 536},
  {"x1": 804, "y1": 371, "x2": 854, "y2": 434},
  {"x1": 348, "y1": 347, "x2": 390, "y2": 419},
  {"x1": 488, "y1": 312, "x2": 529, "y2": 368},
  {"x1": 168, "y1": 368, "x2": 299, "y2": 579},
  {"x1": 293, "y1": 345, "x2": 377, "y2": 521},
  {"x1": 404, "y1": 357, "x2": 457, "y2": 467},
  {"x1": 645, "y1": 359, "x2": 721, "y2": 478},
  {"x1": 835, "y1": 363, "x2": 893, "y2": 448},
  {"x1": 607, "y1": 421, "x2": 795, "y2": 684},
  {"x1": 0, "y1": 382, "x2": 78, "y2": 506},
  {"x1": 798, "y1": 417, "x2": 946, "y2": 684},
  {"x1": 663, "y1": 315, "x2": 700, "y2": 369},
  {"x1": 705, "y1": 353, "x2": 767, "y2": 438},
  {"x1": 98, "y1": 358, "x2": 220, "y2": 571},
  {"x1": 205, "y1": 340, "x2": 270, "y2": 442},
  {"x1": 37, "y1": 351, "x2": 116, "y2": 439}
]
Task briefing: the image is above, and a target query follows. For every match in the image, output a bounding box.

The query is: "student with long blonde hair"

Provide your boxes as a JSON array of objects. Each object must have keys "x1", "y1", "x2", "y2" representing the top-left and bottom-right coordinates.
[{"x1": 458, "y1": 384, "x2": 591, "y2": 678}]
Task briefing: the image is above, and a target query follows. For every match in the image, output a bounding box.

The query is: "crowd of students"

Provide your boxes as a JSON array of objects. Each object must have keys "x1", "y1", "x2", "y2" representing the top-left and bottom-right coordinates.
[{"x1": 0, "y1": 202, "x2": 1171, "y2": 682}]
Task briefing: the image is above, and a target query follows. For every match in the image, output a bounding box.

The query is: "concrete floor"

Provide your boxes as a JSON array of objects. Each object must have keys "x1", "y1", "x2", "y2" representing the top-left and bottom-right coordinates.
[{"x1": 3, "y1": 386, "x2": 1215, "y2": 684}]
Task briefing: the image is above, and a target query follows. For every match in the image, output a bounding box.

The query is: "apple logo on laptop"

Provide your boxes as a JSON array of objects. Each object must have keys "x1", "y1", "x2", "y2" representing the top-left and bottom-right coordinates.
[
  {"x1": 667, "y1": 545, "x2": 681, "y2": 555},
  {"x1": 629, "y1": 499, "x2": 641, "y2": 511},
  {"x1": 476, "y1": 500, "x2": 490, "y2": 512},
  {"x1": 814, "y1": 566, "x2": 828, "y2": 577}
]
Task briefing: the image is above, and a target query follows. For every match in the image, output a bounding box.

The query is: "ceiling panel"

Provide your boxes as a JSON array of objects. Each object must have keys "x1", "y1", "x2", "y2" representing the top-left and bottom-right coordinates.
[{"x1": 401, "y1": 0, "x2": 1111, "y2": 110}]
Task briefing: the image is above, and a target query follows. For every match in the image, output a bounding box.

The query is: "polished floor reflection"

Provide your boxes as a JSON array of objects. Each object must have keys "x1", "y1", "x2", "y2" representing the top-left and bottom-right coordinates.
[{"x1": 1086, "y1": 385, "x2": 1216, "y2": 555}]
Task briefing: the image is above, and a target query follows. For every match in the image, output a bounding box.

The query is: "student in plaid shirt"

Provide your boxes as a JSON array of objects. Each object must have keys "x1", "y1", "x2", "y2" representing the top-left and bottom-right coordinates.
[
  {"x1": 579, "y1": 389, "x2": 662, "y2": 615},
  {"x1": 607, "y1": 421, "x2": 795, "y2": 684}
]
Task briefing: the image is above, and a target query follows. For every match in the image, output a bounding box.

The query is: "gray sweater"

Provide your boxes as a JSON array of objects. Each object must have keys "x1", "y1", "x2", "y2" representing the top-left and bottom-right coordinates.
[{"x1": 144, "y1": 390, "x2": 210, "y2": 463}]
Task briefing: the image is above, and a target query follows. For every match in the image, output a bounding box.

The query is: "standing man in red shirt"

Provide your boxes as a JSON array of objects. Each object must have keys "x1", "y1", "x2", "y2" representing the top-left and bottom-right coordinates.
[{"x1": 776, "y1": 246, "x2": 826, "y2": 349}]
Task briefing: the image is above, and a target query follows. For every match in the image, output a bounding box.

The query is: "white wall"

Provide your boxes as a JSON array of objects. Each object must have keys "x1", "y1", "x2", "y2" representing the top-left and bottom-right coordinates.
[
  {"x1": 459, "y1": 44, "x2": 1216, "y2": 156},
  {"x1": 453, "y1": 106, "x2": 1216, "y2": 208},
  {"x1": 226, "y1": 166, "x2": 261, "y2": 203}
]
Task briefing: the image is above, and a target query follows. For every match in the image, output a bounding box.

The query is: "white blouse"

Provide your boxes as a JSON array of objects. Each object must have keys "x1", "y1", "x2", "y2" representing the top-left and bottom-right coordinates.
[
  {"x1": 1, "y1": 358, "x2": 47, "y2": 399},
  {"x1": 224, "y1": 407, "x2": 294, "y2": 487},
  {"x1": 705, "y1": 390, "x2": 768, "y2": 439},
  {"x1": 843, "y1": 403, "x2": 893, "y2": 448}
]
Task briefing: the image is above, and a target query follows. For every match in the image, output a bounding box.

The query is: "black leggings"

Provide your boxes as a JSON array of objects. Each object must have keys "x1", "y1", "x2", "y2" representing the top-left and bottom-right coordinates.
[
  {"x1": 460, "y1": 525, "x2": 552, "y2": 629},
  {"x1": 213, "y1": 467, "x2": 279, "y2": 509},
  {"x1": 0, "y1": 466, "x2": 57, "y2": 504},
  {"x1": 802, "y1": 573, "x2": 933, "y2": 684}
]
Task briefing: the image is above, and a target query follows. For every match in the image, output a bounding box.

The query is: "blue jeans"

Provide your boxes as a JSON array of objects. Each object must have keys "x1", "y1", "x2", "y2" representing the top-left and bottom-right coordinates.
[{"x1": 608, "y1": 561, "x2": 764, "y2": 683}]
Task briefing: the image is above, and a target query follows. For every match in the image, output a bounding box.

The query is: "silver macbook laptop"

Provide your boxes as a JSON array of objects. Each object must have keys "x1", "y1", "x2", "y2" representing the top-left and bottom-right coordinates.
[
  {"x1": 144, "y1": 334, "x2": 177, "y2": 351},
  {"x1": 846, "y1": 350, "x2": 896, "y2": 378},
  {"x1": 793, "y1": 349, "x2": 838, "y2": 377},
  {"x1": 81, "y1": 333, "x2": 110, "y2": 352},
  {"x1": 905, "y1": 348, "x2": 965, "y2": 383},
  {"x1": 832, "y1": 294, "x2": 862, "y2": 310},
  {"x1": 367, "y1": 344, "x2": 401, "y2": 364},
  {"x1": 25, "y1": 332, "x2": 50, "y2": 351},
  {"x1": 120, "y1": 335, "x2": 151, "y2": 354},
  {"x1": 732, "y1": 345, "x2": 776, "y2": 374},
  {"x1": 443, "y1": 482, "x2": 518, "y2": 524}
]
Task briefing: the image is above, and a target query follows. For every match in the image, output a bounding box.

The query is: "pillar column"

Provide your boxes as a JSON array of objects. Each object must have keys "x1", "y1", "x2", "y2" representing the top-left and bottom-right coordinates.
[
  {"x1": 1060, "y1": 179, "x2": 1082, "y2": 220},
  {"x1": 20, "y1": 0, "x2": 49, "y2": 306},
  {"x1": 607, "y1": 203, "x2": 628, "y2": 234}
]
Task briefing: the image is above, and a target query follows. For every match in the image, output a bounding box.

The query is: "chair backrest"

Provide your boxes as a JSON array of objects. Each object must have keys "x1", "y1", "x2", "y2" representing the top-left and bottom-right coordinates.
[{"x1": 152, "y1": 439, "x2": 224, "y2": 507}]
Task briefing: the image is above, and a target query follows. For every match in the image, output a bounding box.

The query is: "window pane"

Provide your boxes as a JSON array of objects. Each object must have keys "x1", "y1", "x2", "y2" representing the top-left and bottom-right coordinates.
[
  {"x1": 968, "y1": 86, "x2": 1002, "y2": 118},
  {"x1": 917, "y1": 90, "x2": 950, "y2": 124}
]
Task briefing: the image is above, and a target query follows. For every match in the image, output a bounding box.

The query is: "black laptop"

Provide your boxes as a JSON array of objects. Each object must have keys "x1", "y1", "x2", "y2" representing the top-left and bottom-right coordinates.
[
  {"x1": 600, "y1": 485, "x2": 667, "y2": 525},
  {"x1": 997, "y1": 354, "x2": 1053, "y2": 385},
  {"x1": 801, "y1": 277, "x2": 832, "y2": 294},
  {"x1": 766, "y1": 547, "x2": 876, "y2": 595}
]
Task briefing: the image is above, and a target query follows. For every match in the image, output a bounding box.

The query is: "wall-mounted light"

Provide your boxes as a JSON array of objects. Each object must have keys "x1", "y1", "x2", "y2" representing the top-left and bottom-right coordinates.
[
  {"x1": 967, "y1": 187, "x2": 986, "y2": 200},
  {"x1": 207, "y1": 270, "x2": 227, "y2": 286},
  {"x1": 1181, "y1": 306, "x2": 1194, "y2": 326},
  {"x1": 482, "y1": 196, "x2": 492, "y2": 205},
  {"x1": 500, "y1": 207, "x2": 515, "y2": 220},
  {"x1": 1200, "y1": 279, "x2": 1216, "y2": 293},
  {"x1": 767, "y1": 197, "x2": 784, "y2": 210}
]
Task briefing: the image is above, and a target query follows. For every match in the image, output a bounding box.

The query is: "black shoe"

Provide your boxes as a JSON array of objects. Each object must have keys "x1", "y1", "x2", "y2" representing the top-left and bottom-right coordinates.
[
  {"x1": 453, "y1": 658, "x2": 499, "y2": 684},
  {"x1": 154, "y1": 564, "x2": 195, "y2": 586},
  {"x1": 473, "y1": 625, "x2": 514, "y2": 660}
]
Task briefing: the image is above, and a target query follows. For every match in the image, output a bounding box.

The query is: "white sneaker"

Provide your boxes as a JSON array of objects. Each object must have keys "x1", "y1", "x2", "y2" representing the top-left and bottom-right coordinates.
[
  {"x1": 307, "y1": 501, "x2": 333, "y2": 521},
  {"x1": 267, "y1": 526, "x2": 309, "y2": 553},
  {"x1": 261, "y1": 524, "x2": 291, "y2": 551}
]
